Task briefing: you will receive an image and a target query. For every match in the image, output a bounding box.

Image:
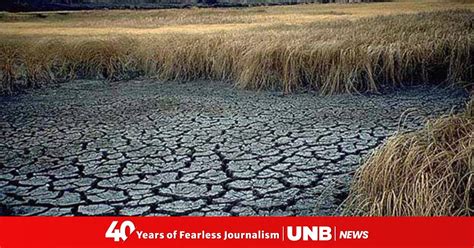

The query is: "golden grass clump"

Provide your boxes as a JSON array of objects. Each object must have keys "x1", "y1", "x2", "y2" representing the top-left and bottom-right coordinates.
[
  {"x1": 343, "y1": 99, "x2": 474, "y2": 216},
  {"x1": 0, "y1": 3, "x2": 473, "y2": 94}
]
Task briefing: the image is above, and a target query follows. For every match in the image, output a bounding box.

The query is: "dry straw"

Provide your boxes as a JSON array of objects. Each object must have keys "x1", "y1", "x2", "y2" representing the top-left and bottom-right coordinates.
[
  {"x1": 0, "y1": 9, "x2": 472, "y2": 94},
  {"x1": 343, "y1": 99, "x2": 473, "y2": 216}
]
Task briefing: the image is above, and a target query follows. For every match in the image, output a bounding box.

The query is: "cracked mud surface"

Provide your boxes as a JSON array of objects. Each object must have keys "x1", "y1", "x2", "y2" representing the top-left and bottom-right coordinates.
[{"x1": 0, "y1": 80, "x2": 469, "y2": 216}]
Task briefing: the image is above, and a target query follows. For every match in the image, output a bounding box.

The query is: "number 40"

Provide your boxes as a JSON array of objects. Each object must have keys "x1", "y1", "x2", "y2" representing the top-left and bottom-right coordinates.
[{"x1": 105, "y1": 220, "x2": 136, "y2": 242}]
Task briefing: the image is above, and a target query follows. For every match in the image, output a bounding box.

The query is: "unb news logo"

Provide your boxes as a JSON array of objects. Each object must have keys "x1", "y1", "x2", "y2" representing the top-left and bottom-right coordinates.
[{"x1": 105, "y1": 221, "x2": 368, "y2": 243}]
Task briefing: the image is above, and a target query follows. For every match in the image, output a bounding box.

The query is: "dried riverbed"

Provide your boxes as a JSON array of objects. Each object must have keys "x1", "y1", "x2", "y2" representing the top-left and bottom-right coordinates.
[{"x1": 0, "y1": 80, "x2": 468, "y2": 216}]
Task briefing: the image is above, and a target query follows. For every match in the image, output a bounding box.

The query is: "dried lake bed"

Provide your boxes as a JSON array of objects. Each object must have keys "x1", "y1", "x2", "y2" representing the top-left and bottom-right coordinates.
[{"x1": 0, "y1": 80, "x2": 469, "y2": 216}]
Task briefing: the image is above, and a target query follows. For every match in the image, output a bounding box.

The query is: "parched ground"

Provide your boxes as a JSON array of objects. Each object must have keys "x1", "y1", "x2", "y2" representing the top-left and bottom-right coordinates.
[{"x1": 0, "y1": 80, "x2": 468, "y2": 216}]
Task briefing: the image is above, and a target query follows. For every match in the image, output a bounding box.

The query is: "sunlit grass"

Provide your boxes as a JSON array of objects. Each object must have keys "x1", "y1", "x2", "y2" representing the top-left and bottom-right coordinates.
[
  {"x1": 344, "y1": 99, "x2": 473, "y2": 216},
  {"x1": 0, "y1": 1, "x2": 473, "y2": 94}
]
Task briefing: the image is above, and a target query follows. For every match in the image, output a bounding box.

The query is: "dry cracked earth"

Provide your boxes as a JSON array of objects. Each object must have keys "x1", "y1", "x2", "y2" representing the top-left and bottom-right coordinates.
[{"x1": 0, "y1": 80, "x2": 469, "y2": 216}]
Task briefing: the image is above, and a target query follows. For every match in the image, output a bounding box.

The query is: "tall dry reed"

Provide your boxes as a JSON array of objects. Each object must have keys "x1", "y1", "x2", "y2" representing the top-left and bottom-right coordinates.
[
  {"x1": 343, "y1": 99, "x2": 473, "y2": 216},
  {"x1": 0, "y1": 9, "x2": 472, "y2": 94}
]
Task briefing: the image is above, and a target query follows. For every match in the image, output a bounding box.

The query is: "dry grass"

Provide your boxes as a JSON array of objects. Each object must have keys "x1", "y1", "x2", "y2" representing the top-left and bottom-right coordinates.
[
  {"x1": 0, "y1": 1, "x2": 473, "y2": 94},
  {"x1": 343, "y1": 99, "x2": 474, "y2": 216}
]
